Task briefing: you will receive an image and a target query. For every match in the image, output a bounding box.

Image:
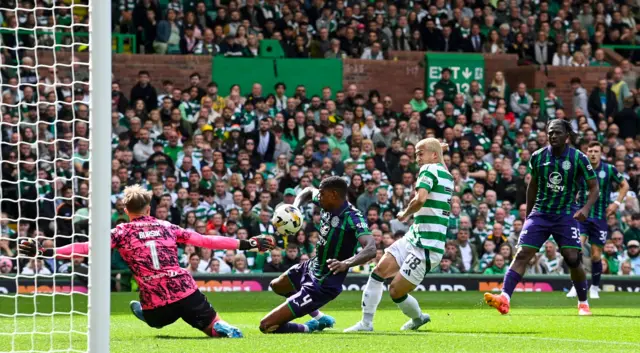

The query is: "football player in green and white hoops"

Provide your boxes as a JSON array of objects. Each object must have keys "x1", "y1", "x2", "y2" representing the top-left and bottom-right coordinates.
[{"x1": 345, "y1": 138, "x2": 453, "y2": 332}]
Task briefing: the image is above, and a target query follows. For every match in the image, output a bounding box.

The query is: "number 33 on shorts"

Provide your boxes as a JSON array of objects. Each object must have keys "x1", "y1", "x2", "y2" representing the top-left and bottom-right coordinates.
[{"x1": 571, "y1": 227, "x2": 580, "y2": 239}]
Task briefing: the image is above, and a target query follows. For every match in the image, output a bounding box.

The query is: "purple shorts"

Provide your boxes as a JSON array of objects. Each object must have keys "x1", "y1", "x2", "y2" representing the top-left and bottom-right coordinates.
[
  {"x1": 578, "y1": 218, "x2": 608, "y2": 247},
  {"x1": 285, "y1": 260, "x2": 343, "y2": 318},
  {"x1": 519, "y1": 212, "x2": 582, "y2": 250}
]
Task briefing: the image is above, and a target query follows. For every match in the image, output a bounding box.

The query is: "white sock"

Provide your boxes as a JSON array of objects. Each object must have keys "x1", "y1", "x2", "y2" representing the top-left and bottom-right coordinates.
[
  {"x1": 361, "y1": 275, "x2": 384, "y2": 326},
  {"x1": 500, "y1": 292, "x2": 511, "y2": 303},
  {"x1": 395, "y1": 294, "x2": 422, "y2": 320},
  {"x1": 313, "y1": 312, "x2": 324, "y2": 320},
  {"x1": 579, "y1": 300, "x2": 588, "y2": 305}
]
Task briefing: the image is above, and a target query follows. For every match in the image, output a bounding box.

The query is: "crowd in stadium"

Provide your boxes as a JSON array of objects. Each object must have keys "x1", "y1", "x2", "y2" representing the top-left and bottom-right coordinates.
[
  {"x1": 1, "y1": 0, "x2": 640, "y2": 285},
  {"x1": 110, "y1": 0, "x2": 638, "y2": 64}
]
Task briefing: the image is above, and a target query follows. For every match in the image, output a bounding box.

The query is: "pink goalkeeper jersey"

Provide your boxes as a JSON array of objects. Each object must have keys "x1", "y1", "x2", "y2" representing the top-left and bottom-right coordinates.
[{"x1": 109, "y1": 216, "x2": 238, "y2": 310}]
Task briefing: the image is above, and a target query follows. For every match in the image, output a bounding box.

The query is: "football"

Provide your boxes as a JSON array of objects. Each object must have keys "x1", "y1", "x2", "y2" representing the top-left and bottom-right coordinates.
[{"x1": 272, "y1": 204, "x2": 304, "y2": 236}]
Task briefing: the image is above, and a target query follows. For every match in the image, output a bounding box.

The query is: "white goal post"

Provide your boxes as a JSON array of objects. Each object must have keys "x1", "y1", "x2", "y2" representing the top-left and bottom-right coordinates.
[{"x1": 88, "y1": 0, "x2": 111, "y2": 352}]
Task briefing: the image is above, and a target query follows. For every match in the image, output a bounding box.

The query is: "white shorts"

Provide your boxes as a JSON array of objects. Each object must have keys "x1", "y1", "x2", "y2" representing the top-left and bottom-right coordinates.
[{"x1": 385, "y1": 237, "x2": 443, "y2": 286}]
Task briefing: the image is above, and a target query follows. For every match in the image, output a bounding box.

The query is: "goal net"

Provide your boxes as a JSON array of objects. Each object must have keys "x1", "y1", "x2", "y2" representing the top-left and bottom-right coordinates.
[{"x1": 0, "y1": 1, "x2": 110, "y2": 352}]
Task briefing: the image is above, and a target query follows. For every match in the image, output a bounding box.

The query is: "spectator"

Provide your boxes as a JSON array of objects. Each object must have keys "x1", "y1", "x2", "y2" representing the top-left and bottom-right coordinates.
[
  {"x1": 624, "y1": 214, "x2": 640, "y2": 245},
  {"x1": 508, "y1": 32, "x2": 533, "y2": 63},
  {"x1": 489, "y1": 71, "x2": 510, "y2": 101},
  {"x1": 613, "y1": 97, "x2": 640, "y2": 140},
  {"x1": 483, "y1": 254, "x2": 507, "y2": 275},
  {"x1": 153, "y1": 9, "x2": 181, "y2": 54},
  {"x1": 432, "y1": 254, "x2": 460, "y2": 274},
  {"x1": 509, "y1": 83, "x2": 533, "y2": 119},
  {"x1": 219, "y1": 34, "x2": 244, "y2": 56},
  {"x1": 552, "y1": 42, "x2": 572, "y2": 66},
  {"x1": 263, "y1": 248, "x2": 286, "y2": 273},
  {"x1": 571, "y1": 78, "x2": 591, "y2": 120},
  {"x1": 186, "y1": 253, "x2": 201, "y2": 274},
  {"x1": 22, "y1": 259, "x2": 52, "y2": 275},
  {"x1": 603, "y1": 240, "x2": 621, "y2": 275},
  {"x1": 626, "y1": 240, "x2": 640, "y2": 275},
  {"x1": 253, "y1": 118, "x2": 275, "y2": 162},
  {"x1": 612, "y1": 67, "x2": 633, "y2": 109},
  {"x1": 232, "y1": 253, "x2": 251, "y2": 274},
  {"x1": 282, "y1": 244, "x2": 300, "y2": 270},
  {"x1": 588, "y1": 79, "x2": 618, "y2": 123},
  {"x1": 130, "y1": 70, "x2": 158, "y2": 111},
  {"x1": 179, "y1": 24, "x2": 200, "y2": 54},
  {"x1": 208, "y1": 258, "x2": 221, "y2": 274},
  {"x1": 454, "y1": 228, "x2": 478, "y2": 273},
  {"x1": 533, "y1": 31, "x2": 555, "y2": 66},
  {"x1": 325, "y1": 39, "x2": 346, "y2": 59},
  {"x1": 360, "y1": 42, "x2": 384, "y2": 60},
  {"x1": 464, "y1": 23, "x2": 484, "y2": 53},
  {"x1": 390, "y1": 27, "x2": 411, "y2": 51},
  {"x1": 483, "y1": 29, "x2": 505, "y2": 54},
  {"x1": 590, "y1": 49, "x2": 611, "y2": 67}
]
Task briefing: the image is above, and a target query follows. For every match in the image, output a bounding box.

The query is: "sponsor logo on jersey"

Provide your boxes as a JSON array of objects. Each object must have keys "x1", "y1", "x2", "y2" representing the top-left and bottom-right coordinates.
[{"x1": 547, "y1": 172, "x2": 565, "y2": 192}]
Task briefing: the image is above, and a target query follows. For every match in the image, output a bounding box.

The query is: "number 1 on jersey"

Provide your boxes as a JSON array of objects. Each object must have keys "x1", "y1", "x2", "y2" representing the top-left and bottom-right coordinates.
[{"x1": 145, "y1": 240, "x2": 161, "y2": 269}]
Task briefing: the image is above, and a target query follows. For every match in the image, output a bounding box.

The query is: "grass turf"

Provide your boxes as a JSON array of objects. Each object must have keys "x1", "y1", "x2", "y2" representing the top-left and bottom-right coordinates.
[{"x1": 1, "y1": 291, "x2": 640, "y2": 353}]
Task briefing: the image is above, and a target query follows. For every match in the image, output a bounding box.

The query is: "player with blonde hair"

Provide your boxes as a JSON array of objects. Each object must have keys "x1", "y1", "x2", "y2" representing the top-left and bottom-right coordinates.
[
  {"x1": 20, "y1": 184, "x2": 275, "y2": 338},
  {"x1": 345, "y1": 138, "x2": 454, "y2": 332}
]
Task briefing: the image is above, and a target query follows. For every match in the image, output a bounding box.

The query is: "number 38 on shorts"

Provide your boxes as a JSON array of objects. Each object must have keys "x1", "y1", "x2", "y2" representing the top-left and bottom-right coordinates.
[{"x1": 386, "y1": 237, "x2": 442, "y2": 286}]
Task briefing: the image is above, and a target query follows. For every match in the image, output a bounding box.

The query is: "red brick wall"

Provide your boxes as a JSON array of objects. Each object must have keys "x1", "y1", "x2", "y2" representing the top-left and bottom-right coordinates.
[
  {"x1": 36, "y1": 52, "x2": 633, "y2": 117},
  {"x1": 106, "y1": 53, "x2": 525, "y2": 110},
  {"x1": 343, "y1": 58, "x2": 424, "y2": 110}
]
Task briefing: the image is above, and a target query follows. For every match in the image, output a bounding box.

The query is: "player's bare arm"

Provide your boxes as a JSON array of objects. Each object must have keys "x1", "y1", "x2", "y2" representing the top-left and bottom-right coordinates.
[
  {"x1": 293, "y1": 186, "x2": 318, "y2": 208},
  {"x1": 525, "y1": 176, "x2": 538, "y2": 218},
  {"x1": 606, "y1": 179, "x2": 629, "y2": 217},
  {"x1": 327, "y1": 234, "x2": 376, "y2": 274},
  {"x1": 397, "y1": 188, "x2": 429, "y2": 222},
  {"x1": 574, "y1": 178, "x2": 599, "y2": 222},
  {"x1": 19, "y1": 231, "x2": 275, "y2": 258}
]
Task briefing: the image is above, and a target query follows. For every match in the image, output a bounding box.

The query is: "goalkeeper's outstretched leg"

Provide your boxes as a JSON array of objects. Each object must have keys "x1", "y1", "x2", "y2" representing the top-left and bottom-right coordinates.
[{"x1": 129, "y1": 290, "x2": 242, "y2": 338}]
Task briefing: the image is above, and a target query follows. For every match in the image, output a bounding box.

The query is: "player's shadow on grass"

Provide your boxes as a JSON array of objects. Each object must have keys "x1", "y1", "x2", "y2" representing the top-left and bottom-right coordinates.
[
  {"x1": 515, "y1": 314, "x2": 640, "y2": 319},
  {"x1": 322, "y1": 330, "x2": 541, "y2": 336},
  {"x1": 156, "y1": 335, "x2": 211, "y2": 340}
]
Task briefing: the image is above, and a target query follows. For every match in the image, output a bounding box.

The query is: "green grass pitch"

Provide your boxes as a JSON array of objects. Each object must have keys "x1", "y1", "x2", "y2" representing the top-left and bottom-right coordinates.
[{"x1": 1, "y1": 291, "x2": 640, "y2": 353}]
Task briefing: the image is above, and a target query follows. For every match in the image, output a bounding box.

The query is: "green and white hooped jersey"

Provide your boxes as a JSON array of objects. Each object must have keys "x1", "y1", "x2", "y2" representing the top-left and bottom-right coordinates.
[{"x1": 405, "y1": 163, "x2": 454, "y2": 254}]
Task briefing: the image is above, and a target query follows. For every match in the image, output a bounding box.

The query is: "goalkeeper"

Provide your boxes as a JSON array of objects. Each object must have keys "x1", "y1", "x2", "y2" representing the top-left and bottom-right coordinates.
[{"x1": 20, "y1": 185, "x2": 275, "y2": 338}]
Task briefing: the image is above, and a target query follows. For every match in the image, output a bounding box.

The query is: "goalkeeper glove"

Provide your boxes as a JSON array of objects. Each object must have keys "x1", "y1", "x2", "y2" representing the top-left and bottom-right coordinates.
[
  {"x1": 239, "y1": 235, "x2": 276, "y2": 252},
  {"x1": 19, "y1": 238, "x2": 54, "y2": 257}
]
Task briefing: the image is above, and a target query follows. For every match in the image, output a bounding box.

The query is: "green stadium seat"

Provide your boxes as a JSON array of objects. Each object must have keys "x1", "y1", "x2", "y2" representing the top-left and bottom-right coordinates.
[
  {"x1": 259, "y1": 39, "x2": 284, "y2": 58},
  {"x1": 167, "y1": 44, "x2": 181, "y2": 54}
]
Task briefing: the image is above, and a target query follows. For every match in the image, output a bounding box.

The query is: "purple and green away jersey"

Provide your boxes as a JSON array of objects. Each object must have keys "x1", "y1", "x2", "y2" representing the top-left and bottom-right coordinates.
[
  {"x1": 311, "y1": 193, "x2": 371, "y2": 281},
  {"x1": 529, "y1": 146, "x2": 596, "y2": 215},
  {"x1": 575, "y1": 162, "x2": 624, "y2": 219}
]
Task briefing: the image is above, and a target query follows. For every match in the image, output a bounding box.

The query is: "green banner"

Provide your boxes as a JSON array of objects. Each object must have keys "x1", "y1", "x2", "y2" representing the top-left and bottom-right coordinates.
[
  {"x1": 212, "y1": 57, "x2": 343, "y2": 98},
  {"x1": 425, "y1": 53, "x2": 485, "y2": 97}
]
